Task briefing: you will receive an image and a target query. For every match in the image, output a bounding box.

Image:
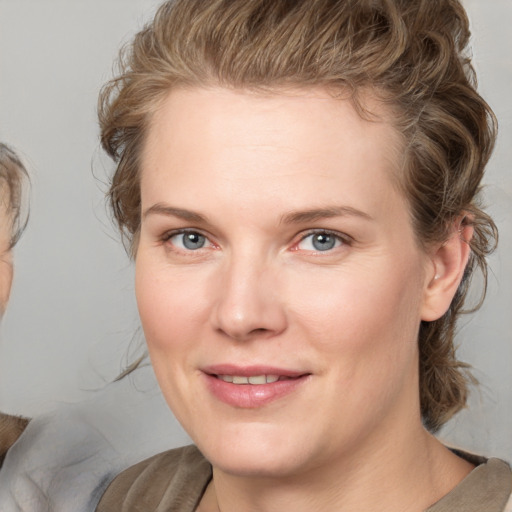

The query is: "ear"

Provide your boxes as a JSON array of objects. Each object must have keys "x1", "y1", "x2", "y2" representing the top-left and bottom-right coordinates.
[{"x1": 421, "y1": 219, "x2": 473, "y2": 322}]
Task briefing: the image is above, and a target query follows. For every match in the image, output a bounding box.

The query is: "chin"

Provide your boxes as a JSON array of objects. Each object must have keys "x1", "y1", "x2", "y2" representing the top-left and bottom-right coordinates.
[
  {"x1": 193, "y1": 423, "x2": 318, "y2": 478},
  {"x1": 205, "y1": 447, "x2": 305, "y2": 479}
]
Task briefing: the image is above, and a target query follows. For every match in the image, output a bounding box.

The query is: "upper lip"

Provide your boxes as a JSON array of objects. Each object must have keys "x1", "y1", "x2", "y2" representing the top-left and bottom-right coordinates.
[{"x1": 202, "y1": 364, "x2": 309, "y2": 378}]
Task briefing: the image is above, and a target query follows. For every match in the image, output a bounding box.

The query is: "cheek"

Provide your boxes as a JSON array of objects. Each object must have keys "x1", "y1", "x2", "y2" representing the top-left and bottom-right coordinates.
[
  {"x1": 134, "y1": 259, "x2": 210, "y2": 410},
  {"x1": 287, "y1": 261, "x2": 425, "y2": 429},
  {"x1": 135, "y1": 258, "x2": 211, "y2": 354},
  {"x1": 287, "y1": 259, "x2": 425, "y2": 362}
]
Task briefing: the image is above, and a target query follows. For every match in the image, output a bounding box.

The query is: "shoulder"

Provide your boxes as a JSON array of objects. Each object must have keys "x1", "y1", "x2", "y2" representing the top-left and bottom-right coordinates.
[{"x1": 96, "y1": 444, "x2": 212, "y2": 512}]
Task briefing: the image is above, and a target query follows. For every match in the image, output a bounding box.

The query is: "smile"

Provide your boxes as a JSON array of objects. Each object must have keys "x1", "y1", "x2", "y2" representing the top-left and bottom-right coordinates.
[{"x1": 203, "y1": 368, "x2": 310, "y2": 408}]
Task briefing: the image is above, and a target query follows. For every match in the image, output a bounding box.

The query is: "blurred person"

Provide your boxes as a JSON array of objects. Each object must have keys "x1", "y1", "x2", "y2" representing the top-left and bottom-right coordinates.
[{"x1": 0, "y1": 143, "x2": 29, "y2": 467}]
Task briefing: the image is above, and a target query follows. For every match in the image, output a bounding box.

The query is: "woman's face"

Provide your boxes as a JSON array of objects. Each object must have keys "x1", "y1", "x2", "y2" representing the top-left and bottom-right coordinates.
[{"x1": 136, "y1": 87, "x2": 434, "y2": 477}]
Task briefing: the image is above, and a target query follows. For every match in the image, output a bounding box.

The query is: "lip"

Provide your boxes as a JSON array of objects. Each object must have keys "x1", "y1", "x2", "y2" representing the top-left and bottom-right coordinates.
[{"x1": 202, "y1": 364, "x2": 311, "y2": 408}]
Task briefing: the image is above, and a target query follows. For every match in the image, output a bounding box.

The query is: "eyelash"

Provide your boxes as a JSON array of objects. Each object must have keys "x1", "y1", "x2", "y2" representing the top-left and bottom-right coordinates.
[{"x1": 160, "y1": 229, "x2": 351, "y2": 254}]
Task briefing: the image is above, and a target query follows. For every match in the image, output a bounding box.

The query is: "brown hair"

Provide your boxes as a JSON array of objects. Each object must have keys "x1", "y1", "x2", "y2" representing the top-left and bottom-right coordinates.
[
  {"x1": 0, "y1": 143, "x2": 29, "y2": 249},
  {"x1": 99, "y1": 0, "x2": 497, "y2": 432}
]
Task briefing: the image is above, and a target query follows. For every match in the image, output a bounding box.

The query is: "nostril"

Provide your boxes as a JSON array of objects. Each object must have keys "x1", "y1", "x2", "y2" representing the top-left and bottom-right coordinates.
[
  {"x1": 219, "y1": 327, "x2": 273, "y2": 343},
  {"x1": 250, "y1": 328, "x2": 269, "y2": 335}
]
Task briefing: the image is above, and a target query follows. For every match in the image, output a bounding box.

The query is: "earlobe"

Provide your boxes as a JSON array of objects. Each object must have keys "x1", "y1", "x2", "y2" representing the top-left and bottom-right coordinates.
[{"x1": 421, "y1": 219, "x2": 474, "y2": 322}]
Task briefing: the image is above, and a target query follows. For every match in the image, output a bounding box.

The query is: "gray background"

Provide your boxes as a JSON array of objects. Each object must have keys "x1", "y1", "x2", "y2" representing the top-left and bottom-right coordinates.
[{"x1": 0, "y1": 0, "x2": 510, "y2": 460}]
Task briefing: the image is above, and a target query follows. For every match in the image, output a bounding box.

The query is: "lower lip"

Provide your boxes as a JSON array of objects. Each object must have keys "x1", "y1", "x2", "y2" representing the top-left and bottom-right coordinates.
[{"x1": 204, "y1": 374, "x2": 309, "y2": 408}]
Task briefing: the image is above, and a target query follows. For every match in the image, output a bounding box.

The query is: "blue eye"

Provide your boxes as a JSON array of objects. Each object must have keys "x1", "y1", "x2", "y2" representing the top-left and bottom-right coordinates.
[
  {"x1": 297, "y1": 232, "x2": 343, "y2": 252},
  {"x1": 169, "y1": 231, "x2": 208, "y2": 250}
]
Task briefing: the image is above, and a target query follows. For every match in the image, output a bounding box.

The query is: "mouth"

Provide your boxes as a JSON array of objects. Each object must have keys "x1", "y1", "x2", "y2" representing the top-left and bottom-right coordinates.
[
  {"x1": 215, "y1": 374, "x2": 299, "y2": 385},
  {"x1": 202, "y1": 366, "x2": 310, "y2": 408}
]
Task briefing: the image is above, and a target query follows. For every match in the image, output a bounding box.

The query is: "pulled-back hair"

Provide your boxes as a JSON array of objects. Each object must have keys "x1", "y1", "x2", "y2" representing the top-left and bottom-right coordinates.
[
  {"x1": 0, "y1": 143, "x2": 29, "y2": 249},
  {"x1": 98, "y1": 0, "x2": 497, "y2": 432}
]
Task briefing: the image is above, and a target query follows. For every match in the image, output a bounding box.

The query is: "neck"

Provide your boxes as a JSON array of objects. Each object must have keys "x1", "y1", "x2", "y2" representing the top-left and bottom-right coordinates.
[{"x1": 200, "y1": 422, "x2": 473, "y2": 512}]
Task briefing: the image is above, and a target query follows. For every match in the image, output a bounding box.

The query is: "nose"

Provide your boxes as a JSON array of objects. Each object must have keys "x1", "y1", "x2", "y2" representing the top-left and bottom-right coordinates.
[{"x1": 211, "y1": 254, "x2": 287, "y2": 342}]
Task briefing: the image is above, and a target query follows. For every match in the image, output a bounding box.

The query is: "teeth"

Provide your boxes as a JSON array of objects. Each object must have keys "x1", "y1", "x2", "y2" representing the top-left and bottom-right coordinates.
[
  {"x1": 248, "y1": 375, "x2": 266, "y2": 385},
  {"x1": 218, "y1": 374, "x2": 281, "y2": 385}
]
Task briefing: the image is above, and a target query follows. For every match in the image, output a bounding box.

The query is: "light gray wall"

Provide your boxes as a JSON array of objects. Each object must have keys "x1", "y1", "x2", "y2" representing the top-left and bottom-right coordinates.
[{"x1": 0, "y1": 0, "x2": 510, "y2": 459}]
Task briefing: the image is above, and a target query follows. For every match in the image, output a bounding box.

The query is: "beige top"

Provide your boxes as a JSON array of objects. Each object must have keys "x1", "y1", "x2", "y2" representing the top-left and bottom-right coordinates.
[{"x1": 96, "y1": 445, "x2": 512, "y2": 512}]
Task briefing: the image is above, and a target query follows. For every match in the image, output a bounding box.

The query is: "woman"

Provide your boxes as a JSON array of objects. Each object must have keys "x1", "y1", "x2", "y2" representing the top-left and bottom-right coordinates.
[
  {"x1": 97, "y1": 0, "x2": 511, "y2": 510},
  {"x1": 0, "y1": 143, "x2": 30, "y2": 466}
]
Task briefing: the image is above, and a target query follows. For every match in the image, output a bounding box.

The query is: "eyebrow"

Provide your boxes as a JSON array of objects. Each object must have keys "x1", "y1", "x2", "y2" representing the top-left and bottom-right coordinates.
[
  {"x1": 143, "y1": 204, "x2": 208, "y2": 223},
  {"x1": 143, "y1": 203, "x2": 373, "y2": 225},
  {"x1": 280, "y1": 206, "x2": 373, "y2": 224}
]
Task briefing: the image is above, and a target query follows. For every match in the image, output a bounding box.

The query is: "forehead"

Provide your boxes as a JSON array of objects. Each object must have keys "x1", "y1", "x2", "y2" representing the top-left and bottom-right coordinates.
[{"x1": 140, "y1": 86, "x2": 407, "y2": 220}]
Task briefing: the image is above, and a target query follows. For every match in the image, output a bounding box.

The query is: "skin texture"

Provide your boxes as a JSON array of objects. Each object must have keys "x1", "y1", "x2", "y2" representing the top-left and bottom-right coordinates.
[{"x1": 136, "y1": 87, "x2": 473, "y2": 511}]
